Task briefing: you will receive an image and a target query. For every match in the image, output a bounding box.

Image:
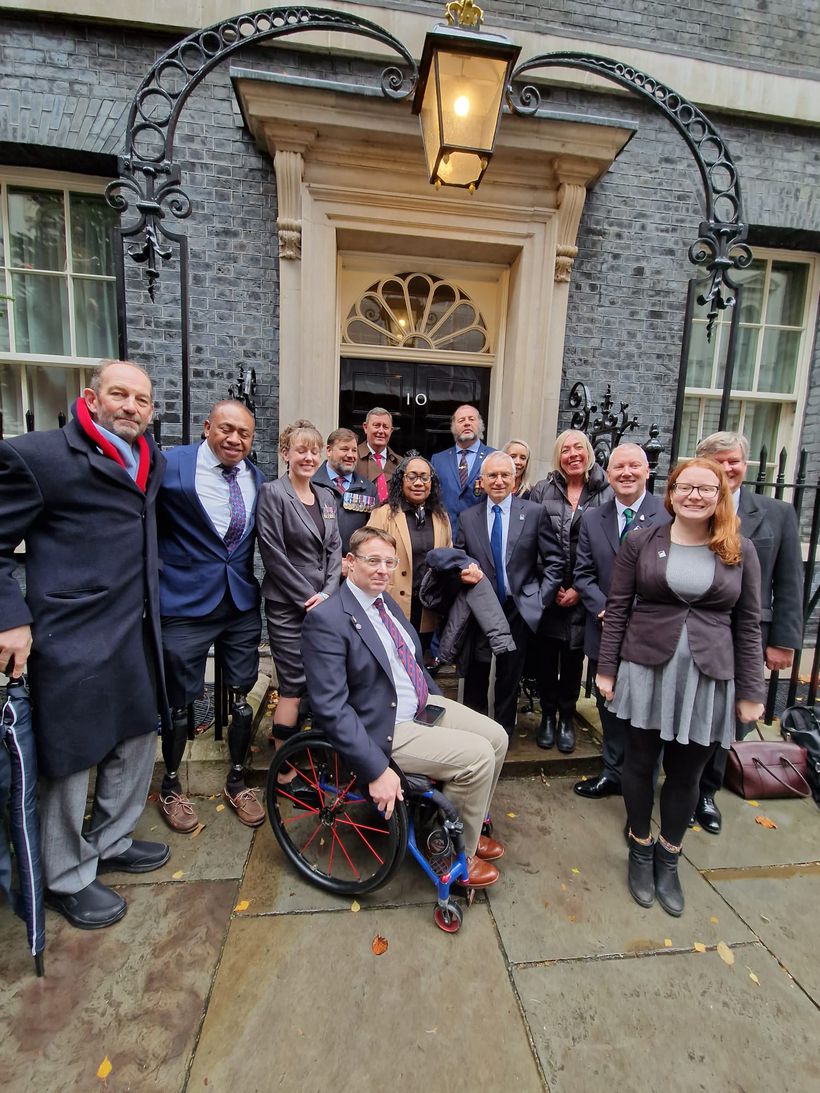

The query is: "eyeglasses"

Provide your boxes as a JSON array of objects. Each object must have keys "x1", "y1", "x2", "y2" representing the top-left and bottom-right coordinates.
[
  {"x1": 354, "y1": 554, "x2": 400, "y2": 570},
  {"x1": 405, "y1": 473, "x2": 431, "y2": 483},
  {"x1": 672, "y1": 482, "x2": 719, "y2": 498}
]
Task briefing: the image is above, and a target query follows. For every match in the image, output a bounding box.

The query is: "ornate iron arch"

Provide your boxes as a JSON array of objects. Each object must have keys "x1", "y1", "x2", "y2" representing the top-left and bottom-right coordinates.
[{"x1": 507, "y1": 52, "x2": 752, "y2": 334}]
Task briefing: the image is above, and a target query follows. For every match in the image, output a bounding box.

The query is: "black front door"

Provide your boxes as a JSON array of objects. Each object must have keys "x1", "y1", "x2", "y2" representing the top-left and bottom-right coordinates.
[{"x1": 339, "y1": 358, "x2": 491, "y2": 459}]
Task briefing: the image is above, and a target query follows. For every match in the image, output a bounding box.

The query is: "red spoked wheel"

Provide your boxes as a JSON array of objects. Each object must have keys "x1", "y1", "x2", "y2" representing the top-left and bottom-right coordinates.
[
  {"x1": 434, "y1": 901, "x2": 463, "y2": 933},
  {"x1": 266, "y1": 731, "x2": 407, "y2": 896}
]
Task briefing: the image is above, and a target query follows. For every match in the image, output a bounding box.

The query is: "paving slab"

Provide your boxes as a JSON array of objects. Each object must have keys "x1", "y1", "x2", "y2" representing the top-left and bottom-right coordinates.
[
  {"x1": 100, "y1": 795, "x2": 255, "y2": 885},
  {"x1": 487, "y1": 778, "x2": 754, "y2": 964},
  {"x1": 712, "y1": 870, "x2": 820, "y2": 1005},
  {"x1": 0, "y1": 880, "x2": 235, "y2": 1092},
  {"x1": 682, "y1": 791, "x2": 820, "y2": 871},
  {"x1": 514, "y1": 944, "x2": 820, "y2": 1093},
  {"x1": 188, "y1": 904, "x2": 543, "y2": 1092}
]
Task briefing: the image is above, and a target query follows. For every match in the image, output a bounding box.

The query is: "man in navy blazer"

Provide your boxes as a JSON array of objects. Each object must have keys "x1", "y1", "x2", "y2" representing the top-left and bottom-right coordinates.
[
  {"x1": 301, "y1": 526, "x2": 508, "y2": 888},
  {"x1": 156, "y1": 400, "x2": 266, "y2": 831},
  {"x1": 431, "y1": 405, "x2": 495, "y2": 536},
  {"x1": 312, "y1": 427, "x2": 377, "y2": 557},
  {"x1": 455, "y1": 451, "x2": 564, "y2": 733},
  {"x1": 573, "y1": 443, "x2": 671, "y2": 796}
]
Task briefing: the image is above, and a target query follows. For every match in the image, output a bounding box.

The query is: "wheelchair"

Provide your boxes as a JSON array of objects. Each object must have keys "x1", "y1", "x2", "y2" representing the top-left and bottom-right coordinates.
[{"x1": 266, "y1": 730, "x2": 478, "y2": 933}]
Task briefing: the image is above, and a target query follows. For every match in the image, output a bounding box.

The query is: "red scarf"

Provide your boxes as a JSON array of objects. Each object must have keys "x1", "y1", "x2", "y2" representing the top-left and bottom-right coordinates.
[{"x1": 74, "y1": 398, "x2": 151, "y2": 493}]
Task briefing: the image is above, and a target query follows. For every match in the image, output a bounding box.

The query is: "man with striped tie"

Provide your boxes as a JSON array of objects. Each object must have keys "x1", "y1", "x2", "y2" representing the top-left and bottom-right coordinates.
[
  {"x1": 156, "y1": 400, "x2": 266, "y2": 831},
  {"x1": 356, "y1": 408, "x2": 401, "y2": 505},
  {"x1": 302, "y1": 526, "x2": 508, "y2": 888}
]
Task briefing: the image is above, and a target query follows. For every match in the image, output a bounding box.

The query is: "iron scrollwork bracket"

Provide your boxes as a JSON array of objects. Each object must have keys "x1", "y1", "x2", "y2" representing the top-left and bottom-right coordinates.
[
  {"x1": 108, "y1": 7, "x2": 419, "y2": 297},
  {"x1": 508, "y1": 52, "x2": 752, "y2": 339},
  {"x1": 568, "y1": 380, "x2": 664, "y2": 469}
]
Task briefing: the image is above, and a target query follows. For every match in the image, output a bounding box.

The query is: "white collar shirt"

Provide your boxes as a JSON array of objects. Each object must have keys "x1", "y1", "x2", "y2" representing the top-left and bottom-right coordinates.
[
  {"x1": 195, "y1": 440, "x2": 256, "y2": 538},
  {"x1": 615, "y1": 492, "x2": 647, "y2": 537},
  {"x1": 346, "y1": 579, "x2": 420, "y2": 725}
]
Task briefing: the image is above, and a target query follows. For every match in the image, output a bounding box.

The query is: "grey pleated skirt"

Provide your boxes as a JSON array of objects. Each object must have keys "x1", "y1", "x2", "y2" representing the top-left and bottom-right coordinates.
[{"x1": 264, "y1": 600, "x2": 308, "y2": 697}]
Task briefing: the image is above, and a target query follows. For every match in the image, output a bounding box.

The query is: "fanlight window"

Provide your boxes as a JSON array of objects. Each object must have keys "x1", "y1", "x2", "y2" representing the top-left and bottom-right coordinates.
[{"x1": 343, "y1": 273, "x2": 490, "y2": 353}]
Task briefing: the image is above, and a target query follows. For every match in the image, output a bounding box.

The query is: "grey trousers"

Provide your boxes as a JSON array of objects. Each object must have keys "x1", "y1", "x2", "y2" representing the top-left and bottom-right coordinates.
[
  {"x1": 40, "y1": 729, "x2": 157, "y2": 894},
  {"x1": 391, "y1": 696, "x2": 508, "y2": 857}
]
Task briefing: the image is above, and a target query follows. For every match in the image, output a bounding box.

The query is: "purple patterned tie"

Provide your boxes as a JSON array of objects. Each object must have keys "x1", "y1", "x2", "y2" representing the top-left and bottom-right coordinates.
[
  {"x1": 333, "y1": 475, "x2": 347, "y2": 492},
  {"x1": 374, "y1": 597, "x2": 429, "y2": 714},
  {"x1": 458, "y1": 450, "x2": 469, "y2": 489},
  {"x1": 221, "y1": 465, "x2": 246, "y2": 552}
]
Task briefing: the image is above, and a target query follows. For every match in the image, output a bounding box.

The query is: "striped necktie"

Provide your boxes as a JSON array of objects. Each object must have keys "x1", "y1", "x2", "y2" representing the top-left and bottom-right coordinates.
[
  {"x1": 374, "y1": 597, "x2": 429, "y2": 714},
  {"x1": 458, "y1": 450, "x2": 469, "y2": 489},
  {"x1": 620, "y1": 507, "x2": 635, "y2": 542}
]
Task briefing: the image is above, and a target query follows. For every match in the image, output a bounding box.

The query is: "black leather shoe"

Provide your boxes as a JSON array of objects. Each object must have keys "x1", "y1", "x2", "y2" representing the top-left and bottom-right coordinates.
[
  {"x1": 556, "y1": 715, "x2": 576, "y2": 754},
  {"x1": 695, "y1": 794, "x2": 722, "y2": 835},
  {"x1": 574, "y1": 774, "x2": 621, "y2": 799},
  {"x1": 536, "y1": 714, "x2": 556, "y2": 749},
  {"x1": 98, "y1": 839, "x2": 171, "y2": 874},
  {"x1": 627, "y1": 836, "x2": 655, "y2": 908},
  {"x1": 654, "y1": 841, "x2": 685, "y2": 916},
  {"x1": 275, "y1": 772, "x2": 319, "y2": 810},
  {"x1": 45, "y1": 879, "x2": 127, "y2": 930}
]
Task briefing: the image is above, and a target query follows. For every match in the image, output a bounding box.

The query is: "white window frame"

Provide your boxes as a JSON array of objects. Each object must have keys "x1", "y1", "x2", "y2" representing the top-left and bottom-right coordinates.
[
  {"x1": 0, "y1": 166, "x2": 118, "y2": 436},
  {"x1": 681, "y1": 247, "x2": 820, "y2": 477}
]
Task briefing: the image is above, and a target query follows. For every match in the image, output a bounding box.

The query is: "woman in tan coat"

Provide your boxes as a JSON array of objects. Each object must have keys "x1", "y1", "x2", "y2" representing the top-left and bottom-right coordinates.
[{"x1": 367, "y1": 453, "x2": 452, "y2": 648}]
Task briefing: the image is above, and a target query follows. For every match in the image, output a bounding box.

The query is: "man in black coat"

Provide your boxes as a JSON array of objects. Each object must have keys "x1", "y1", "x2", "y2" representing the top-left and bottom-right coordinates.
[
  {"x1": 0, "y1": 361, "x2": 170, "y2": 930},
  {"x1": 313, "y1": 427, "x2": 377, "y2": 559},
  {"x1": 455, "y1": 451, "x2": 563, "y2": 734},
  {"x1": 573, "y1": 443, "x2": 671, "y2": 797},
  {"x1": 692, "y1": 431, "x2": 804, "y2": 833}
]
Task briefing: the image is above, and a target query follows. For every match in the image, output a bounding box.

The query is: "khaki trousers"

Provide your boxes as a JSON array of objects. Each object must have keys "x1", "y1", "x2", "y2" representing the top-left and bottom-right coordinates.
[{"x1": 390, "y1": 696, "x2": 508, "y2": 857}]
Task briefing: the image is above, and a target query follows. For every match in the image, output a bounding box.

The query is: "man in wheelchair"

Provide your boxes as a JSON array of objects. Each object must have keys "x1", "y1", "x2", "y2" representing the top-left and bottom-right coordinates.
[{"x1": 302, "y1": 527, "x2": 508, "y2": 887}]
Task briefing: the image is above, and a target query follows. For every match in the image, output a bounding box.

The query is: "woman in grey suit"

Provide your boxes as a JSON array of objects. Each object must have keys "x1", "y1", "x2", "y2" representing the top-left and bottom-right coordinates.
[
  {"x1": 256, "y1": 420, "x2": 342, "y2": 743},
  {"x1": 596, "y1": 458, "x2": 765, "y2": 917}
]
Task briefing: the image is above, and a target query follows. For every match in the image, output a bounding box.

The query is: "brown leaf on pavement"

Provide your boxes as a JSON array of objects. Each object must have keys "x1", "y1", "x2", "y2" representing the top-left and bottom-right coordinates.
[
  {"x1": 717, "y1": 941, "x2": 735, "y2": 965},
  {"x1": 754, "y1": 815, "x2": 778, "y2": 829},
  {"x1": 371, "y1": 934, "x2": 389, "y2": 955}
]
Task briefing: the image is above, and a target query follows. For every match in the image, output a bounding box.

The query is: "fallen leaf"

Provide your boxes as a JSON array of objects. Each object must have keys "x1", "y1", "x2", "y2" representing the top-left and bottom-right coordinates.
[
  {"x1": 710, "y1": 916, "x2": 719, "y2": 925},
  {"x1": 506, "y1": 811, "x2": 517, "y2": 818},
  {"x1": 234, "y1": 900, "x2": 250, "y2": 913},
  {"x1": 755, "y1": 815, "x2": 778, "y2": 829},
  {"x1": 147, "y1": 792, "x2": 159, "y2": 803},
  {"x1": 208, "y1": 794, "x2": 218, "y2": 800},
  {"x1": 190, "y1": 823, "x2": 205, "y2": 838},
  {"x1": 426, "y1": 1027, "x2": 438, "y2": 1034},
  {"x1": 746, "y1": 800, "x2": 760, "y2": 807},
  {"x1": 691, "y1": 824, "x2": 702, "y2": 833},
  {"x1": 579, "y1": 775, "x2": 588, "y2": 782},
  {"x1": 760, "y1": 914, "x2": 771, "y2": 923},
  {"x1": 96, "y1": 1057, "x2": 112, "y2": 1080},
  {"x1": 571, "y1": 867, "x2": 580, "y2": 875},
  {"x1": 149, "y1": 825, "x2": 158, "y2": 832},
  {"x1": 216, "y1": 804, "x2": 225, "y2": 812},
  {"x1": 568, "y1": 914, "x2": 576, "y2": 922},
  {"x1": 717, "y1": 941, "x2": 735, "y2": 966},
  {"x1": 540, "y1": 770, "x2": 548, "y2": 784},
  {"x1": 171, "y1": 870, "x2": 186, "y2": 880},
  {"x1": 371, "y1": 934, "x2": 389, "y2": 956},
  {"x1": 693, "y1": 942, "x2": 707, "y2": 953},
  {"x1": 560, "y1": 883, "x2": 568, "y2": 892},
  {"x1": 749, "y1": 971, "x2": 760, "y2": 985},
  {"x1": 350, "y1": 899, "x2": 361, "y2": 913}
]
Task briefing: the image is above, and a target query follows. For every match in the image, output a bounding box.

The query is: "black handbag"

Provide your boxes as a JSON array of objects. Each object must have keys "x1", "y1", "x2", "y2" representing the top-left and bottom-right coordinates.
[{"x1": 780, "y1": 705, "x2": 820, "y2": 808}]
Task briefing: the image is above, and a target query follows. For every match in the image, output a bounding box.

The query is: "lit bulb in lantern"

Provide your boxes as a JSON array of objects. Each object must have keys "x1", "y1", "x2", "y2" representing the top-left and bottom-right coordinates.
[{"x1": 453, "y1": 95, "x2": 470, "y2": 117}]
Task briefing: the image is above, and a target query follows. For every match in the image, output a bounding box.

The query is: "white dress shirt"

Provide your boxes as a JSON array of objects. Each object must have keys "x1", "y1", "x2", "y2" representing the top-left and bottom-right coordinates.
[
  {"x1": 195, "y1": 441, "x2": 256, "y2": 538},
  {"x1": 615, "y1": 492, "x2": 647, "y2": 538},
  {"x1": 346, "y1": 579, "x2": 420, "y2": 725},
  {"x1": 485, "y1": 493, "x2": 512, "y2": 591}
]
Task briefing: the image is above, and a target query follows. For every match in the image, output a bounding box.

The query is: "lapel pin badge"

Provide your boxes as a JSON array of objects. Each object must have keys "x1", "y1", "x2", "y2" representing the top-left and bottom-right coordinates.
[{"x1": 658, "y1": 550, "x2": 667, "y2": 558}]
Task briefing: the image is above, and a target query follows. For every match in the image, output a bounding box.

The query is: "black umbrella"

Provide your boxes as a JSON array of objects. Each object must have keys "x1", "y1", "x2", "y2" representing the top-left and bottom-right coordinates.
[{"x1": 1, "y1": 676, "x2": 45, "y2": 976}]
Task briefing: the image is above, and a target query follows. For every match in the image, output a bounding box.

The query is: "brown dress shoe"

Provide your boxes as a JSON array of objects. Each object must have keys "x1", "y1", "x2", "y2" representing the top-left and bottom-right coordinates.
[
  {"x1": 461, "y1": 856, "x2": 499, "y2": 888},
  {"x1": 223, "y1": 786, "x2": 265, "y2": 828},
  {"x1": 476, "y1": 834, "x2": 504, "y2": 861},
  {"x1": 159, "y1": 791, "x2": 199, "y2": 834}
]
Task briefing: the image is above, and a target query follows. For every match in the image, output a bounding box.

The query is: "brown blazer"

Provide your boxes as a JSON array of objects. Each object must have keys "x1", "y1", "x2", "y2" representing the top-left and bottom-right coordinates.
[
  {"x1": 356, "y1": 442, "x2": 401, "y2": 487},
  {"x1": 366, "y1": 505, "x2": 452, "y2": 631},
  {"x1": 597, "y1": 524, "x2": 765, "y2": 702}
]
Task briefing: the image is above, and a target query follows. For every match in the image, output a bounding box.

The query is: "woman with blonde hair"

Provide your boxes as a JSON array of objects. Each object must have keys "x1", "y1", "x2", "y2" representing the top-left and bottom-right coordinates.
[
  {"x1": 256, "y1": 419, "x2": 341, "y2": 744},
  {"x1": 504, "y1": 439, "x2": 533, "y2": 500},
  {"x1": 529, "y1": 429, "x2": 611, "y2": 751},
  {"x1": 596, "y1": 458, "x2": 765, "y2": 916}
]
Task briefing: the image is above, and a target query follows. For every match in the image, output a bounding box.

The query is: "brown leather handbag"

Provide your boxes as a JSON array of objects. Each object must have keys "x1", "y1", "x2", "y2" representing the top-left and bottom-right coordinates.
[{"x1": 725, "y1": 725, "x2": 811, "y2": 799}]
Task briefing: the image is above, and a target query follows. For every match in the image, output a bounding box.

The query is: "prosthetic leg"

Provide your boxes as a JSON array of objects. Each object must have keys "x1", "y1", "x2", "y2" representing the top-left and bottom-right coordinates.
[
  {"x1": 222, "y1": 690, "x2": 265, "y2": 828},
  {"x1": 158, "y1": 706, "x2": 200, "y2": 833}
]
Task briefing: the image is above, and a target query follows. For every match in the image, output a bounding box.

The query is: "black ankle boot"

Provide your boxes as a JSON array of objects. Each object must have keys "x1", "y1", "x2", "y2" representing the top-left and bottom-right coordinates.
[
  {"x1": 556, "y1": 714, "x2": 576, "y2": 754},
  {"x1": 654, "y1": 841, "x2": 685, "y2": 917},
  {"x1": 627, "y1": 835, "x2": 655, "y2": 908},
  {"x1": 536, "y1": 714, "x2": 556, "y2": 749}
]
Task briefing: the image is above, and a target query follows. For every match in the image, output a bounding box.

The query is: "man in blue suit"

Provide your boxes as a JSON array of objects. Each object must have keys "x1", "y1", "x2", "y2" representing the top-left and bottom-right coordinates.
[
  {"x1": 156, "y1": 400, "x2": 266, "y2": 831},
  {"x1": 573, "y1": 443, "x2": 670, "y2": 796},
  {"x1": 431, "y1": 405, "x2": 495, "y2": 536}
]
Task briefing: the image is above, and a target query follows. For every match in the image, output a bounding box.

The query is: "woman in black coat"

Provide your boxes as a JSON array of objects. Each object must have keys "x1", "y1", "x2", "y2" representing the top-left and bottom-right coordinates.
[{"x1": 529, "y1": 430, "x2": 611, "y2": 752}]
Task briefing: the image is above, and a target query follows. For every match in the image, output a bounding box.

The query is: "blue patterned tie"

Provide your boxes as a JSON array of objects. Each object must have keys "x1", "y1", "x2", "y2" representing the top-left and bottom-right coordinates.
[
  {"x1": 491, "y1": 504, "x2": 507, "y2": 603},
  {"x1": 221, "y1": 465, "x2": 246, "y2": 552},
  {"x1": 374, "y1": 597, "x2": 429, "y2": 714}
]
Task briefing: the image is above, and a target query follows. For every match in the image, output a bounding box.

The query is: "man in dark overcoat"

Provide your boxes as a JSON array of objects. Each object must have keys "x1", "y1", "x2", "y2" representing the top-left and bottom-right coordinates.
[{"x1": 0, "y1": 360, "x2": 170, "y2": 930}]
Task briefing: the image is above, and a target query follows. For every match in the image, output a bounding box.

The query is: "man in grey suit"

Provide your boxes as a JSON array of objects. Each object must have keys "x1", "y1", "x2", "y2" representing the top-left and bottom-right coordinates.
[
  {"x1": 693, "y1": 431, "x2": 804, "y2": 833},
  {"x1": 455, "y1": 451, "x2": 564, "y2": 734},
  {"x1": 573, "y1": 443, "x2": 671, "y2": 797}
]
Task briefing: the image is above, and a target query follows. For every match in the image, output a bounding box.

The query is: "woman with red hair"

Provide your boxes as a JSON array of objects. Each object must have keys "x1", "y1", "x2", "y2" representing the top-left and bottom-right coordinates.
[{"x1": 596, "y1": 458, "x2": 765, "y2": 917}]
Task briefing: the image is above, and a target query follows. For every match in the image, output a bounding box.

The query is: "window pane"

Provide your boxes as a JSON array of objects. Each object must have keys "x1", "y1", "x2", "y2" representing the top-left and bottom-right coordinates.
[
  {"x1": 0, "y1": 293, "x2": 9, "y2": 351},
  {"x1": 24, "y1": 364, "x2": 82, "y2": 431},
  {"x1": 11, "y1": 272, "x2": 69, "y2": 354},
  {"x1": 679, "y1": 397, "x2": 701, "y2": 456},
  {"x1": 686, "y1": 321, "x2": 715, "y2": 387},
  {"x1": 718, "y1": 325, "x2": 758, "y2": 391},
  {"x1": 758, "y1": 328, "x2": 801, "y2": 393},
  {"x1": 0, "y1": 362, "x2": 24, "y2": 436},
  {"x1": 743, "y1": 401, "x2": 781, "y2": 464},
  {"x1": 701, "y1": 398, "x2": 741, "y2": 440},
  {"x1": 74, "y1": 278, "x2": 118, "y2": 357},
  {"x1": 70, "y1": 193, "x2": 115, "y2": 276},
  {"x1": 733, "y1": 259, "x2": 766, "y2": 324},
  {"x1": 766, "y1": 262, "x2": 808, "y2": 327},
  {"x1": 8, "y1": 188, "x2": 66, "y2": 272}
]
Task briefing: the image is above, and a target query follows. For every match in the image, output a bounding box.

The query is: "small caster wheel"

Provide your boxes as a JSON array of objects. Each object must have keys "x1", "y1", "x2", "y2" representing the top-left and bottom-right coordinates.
[{"x1": 434, "y1": 901, "x2": 463, "y2": 933}]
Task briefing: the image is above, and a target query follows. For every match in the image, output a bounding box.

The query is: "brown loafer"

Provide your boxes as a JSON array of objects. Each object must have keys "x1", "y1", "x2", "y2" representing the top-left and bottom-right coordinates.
[
  {"x1": 460, "y1": 856, "x2": 499, "y2": 888},
  {"x1": 476, "y1": 834, "x2": 504, "y2": 861},
  {"x1": 159, "y1": 791, "x2": 199, "y2": 834},
  {"x1": 223, "y1": 786, "x2": 265, "y2": 828}
]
